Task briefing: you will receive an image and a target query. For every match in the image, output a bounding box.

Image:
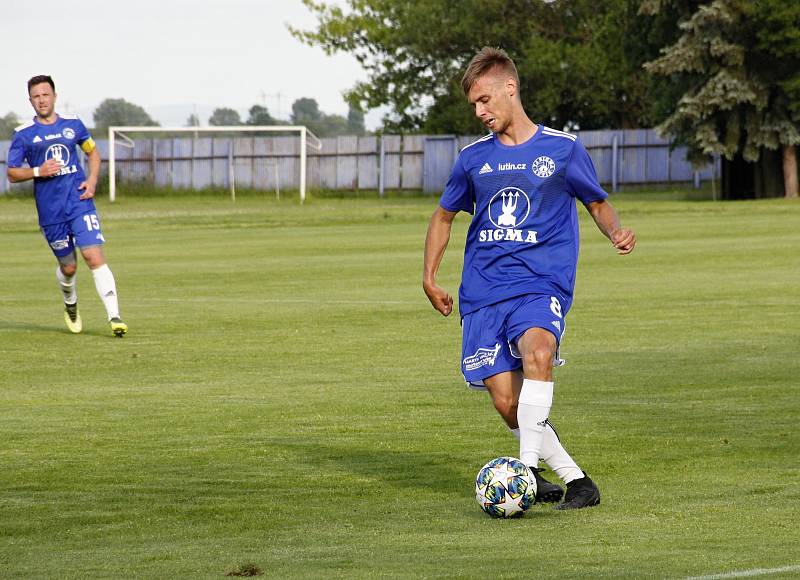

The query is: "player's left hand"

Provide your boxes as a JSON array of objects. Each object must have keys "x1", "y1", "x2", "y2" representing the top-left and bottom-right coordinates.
[
  {"x1": 611, "y1": 228, "x2": 636, "y2": 255},
  {"x1": 78, "y1": 180, "x2": 96, "y2": 200}
]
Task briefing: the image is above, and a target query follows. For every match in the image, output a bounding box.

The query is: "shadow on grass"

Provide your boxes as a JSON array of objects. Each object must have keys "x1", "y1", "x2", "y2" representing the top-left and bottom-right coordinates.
[
  {"x1": 0, "y1": 319, "x2": 110, "y2": 338},
  {"x1": 286, "y1": 440, "x2": 466, "y2": 495}
]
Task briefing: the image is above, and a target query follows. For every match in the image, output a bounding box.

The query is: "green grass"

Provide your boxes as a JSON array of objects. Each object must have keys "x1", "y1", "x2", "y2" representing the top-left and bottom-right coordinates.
[{"x1": 1, "y1": 191, "x2": 799, "y2": 579}]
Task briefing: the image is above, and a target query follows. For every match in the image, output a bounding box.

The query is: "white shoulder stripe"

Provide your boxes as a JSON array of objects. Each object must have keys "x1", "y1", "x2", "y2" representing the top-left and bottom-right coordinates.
[
  {"x1": 542, "y1": 127, "x2": 577, "y2": 141},
  {"x1": 60, "y1": 114, "x2": 79, "y2": 120},
  {"x1": 14, "y1": 120, "x2": 34, "y2": 132},
  {"x1": 461, "y1": 133, "x2": 493, "y2": 152}
]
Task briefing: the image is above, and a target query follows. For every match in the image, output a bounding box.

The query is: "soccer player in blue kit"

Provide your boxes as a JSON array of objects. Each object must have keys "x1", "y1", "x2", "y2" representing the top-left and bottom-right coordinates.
[
  {"x1": 423, "y1": 48, "x2": 636, "y2": 509},
  {"x1": 7, "y1": 76, "x2": 127, "y2": 337}
]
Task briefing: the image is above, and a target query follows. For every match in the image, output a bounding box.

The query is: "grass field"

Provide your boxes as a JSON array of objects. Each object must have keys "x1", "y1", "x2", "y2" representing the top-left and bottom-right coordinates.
[{"x1": 1, "y1": 190, "x2": 799, "y2": 579}]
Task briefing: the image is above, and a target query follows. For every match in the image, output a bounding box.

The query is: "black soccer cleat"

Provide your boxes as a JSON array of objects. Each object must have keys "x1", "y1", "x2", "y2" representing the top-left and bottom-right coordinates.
[
  {"x1": 554, "y1": 474, "x2": 600, "y2": 510},
  {"x1": 530, "y1": 467, "x2": 564, "y2": 503}
]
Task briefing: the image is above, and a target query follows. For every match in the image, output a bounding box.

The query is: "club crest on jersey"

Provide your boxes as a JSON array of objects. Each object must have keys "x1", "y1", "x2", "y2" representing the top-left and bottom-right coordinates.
[
  {"x1": 463, "y1": 343, "x2": 501, "y2": 371},
  {"x1": 532, "y1": 156, "x2": 556, "y2": 178},
  {"x1": 63, "y1": 128, "x2": 75, "y2": 140}
]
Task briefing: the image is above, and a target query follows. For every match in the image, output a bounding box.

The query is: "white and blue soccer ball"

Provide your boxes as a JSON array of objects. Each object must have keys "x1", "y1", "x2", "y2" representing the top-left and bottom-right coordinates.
[{"x1": 475, "y1": 456, "x2": 537, "y2": 518}]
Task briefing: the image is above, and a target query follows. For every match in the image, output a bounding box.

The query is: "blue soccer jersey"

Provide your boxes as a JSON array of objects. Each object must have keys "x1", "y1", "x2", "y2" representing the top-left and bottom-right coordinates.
[
  {"x1": 439, "y1": 125, "x2": 608, "y2": 317},
  {"x1": 7, "y1": 115, "x2": 96, "y2": 226}
]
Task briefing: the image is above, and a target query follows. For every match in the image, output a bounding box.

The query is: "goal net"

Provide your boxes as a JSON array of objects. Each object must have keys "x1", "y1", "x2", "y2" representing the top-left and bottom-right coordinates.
[{"x1": 107, "y1": 125, "x2": 321, "y2": 202}]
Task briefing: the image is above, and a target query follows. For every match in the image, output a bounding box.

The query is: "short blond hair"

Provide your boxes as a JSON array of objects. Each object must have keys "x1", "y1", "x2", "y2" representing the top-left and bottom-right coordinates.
[{"x1": 461, "y1": 47, "x2": 519, "y2": 95}]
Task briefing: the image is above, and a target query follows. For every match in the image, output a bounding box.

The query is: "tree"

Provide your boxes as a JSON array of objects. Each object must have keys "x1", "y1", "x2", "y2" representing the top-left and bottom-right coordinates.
[
  {"x1": 346, "y1": 104, "x2": 365, "y2": 136},
  {"x1": 644, "y1": 0, "x2": 800, "y2": 198},
  {"x1": 208, "y1": 107, "x2": 242, "y2": 126},
  {"x1": 185, "y1": 113, "x2": 200, "y2": 127},
  {"x1": 246, "y1": 104, "x2": 276, "y2": 126},
  {"x1": 290, "y1": 97, "x2": 323, "y2": 125},
  {"x1": 288, "y1": 97, "x2": 351, "y2": 137},
  {"x1": 93, "y1": 98, "x2": 158, "y2": 132},
  {"x1": 0, "y1": 112, "x2": 21, "y2": 140},
  {"x1": 292, "y1": 0, "x2": 672, "y2": 132}
]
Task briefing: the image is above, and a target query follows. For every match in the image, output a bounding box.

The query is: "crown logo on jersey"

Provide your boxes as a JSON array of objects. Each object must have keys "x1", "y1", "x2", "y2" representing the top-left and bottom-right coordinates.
[
  {"x1": 488, "y1": 187, "x2": 531, "y2": 230},
  {"x1": 479, "y1": 163, "x2": 493, "y2": 175}
]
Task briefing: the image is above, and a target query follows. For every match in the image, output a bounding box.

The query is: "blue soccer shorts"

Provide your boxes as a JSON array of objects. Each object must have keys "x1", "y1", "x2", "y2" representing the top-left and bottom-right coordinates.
[
  {"x1": 460, "y1": 293, "x2": 570, "y2": 389},
  {"x1": 40, "y1": 211, "x2": 106, "y2": 258}
]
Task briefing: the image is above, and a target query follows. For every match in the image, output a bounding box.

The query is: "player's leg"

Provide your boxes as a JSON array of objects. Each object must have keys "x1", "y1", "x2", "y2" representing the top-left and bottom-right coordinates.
[
  {"x1": 494, "y1": 372, "x2": 585, "y2": 487},
  {"x1": 516, "y1": 327, "x2": 600, "y2": 509},
  {"x1": 57, "y1": 252, "x2": 82, "y2": 333},
  {"x1": 72, "y1": 211, "x2": 127, "y2": 337},
  {"x1": 41, "y1": 223, "x2": 82, "y2": 333},
  {"x1": 509, "y1": 295, "x2": 600, "y2": 509},
  {"x1": 483, "y1": 370, "x2": 564, "y2": 503},
  {"x1": 515, "y1": 326, "x2": 557, "y2": 469}
]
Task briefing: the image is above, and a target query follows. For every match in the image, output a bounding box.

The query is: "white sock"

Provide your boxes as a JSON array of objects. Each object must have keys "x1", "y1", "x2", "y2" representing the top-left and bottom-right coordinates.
[
  {"x1": 508, "y1": 426, "x2": 520, "y2": 440},
  {"x1": 517, "y1": 379, "x2": 553, "y2": 468},
  {"x1": 92, "y1": 264, "x2": 120, "y2": 320},
  {"x1": 56, "y1": 266, "x2": 77, "y2": 304},
  {"x1": 541, "y1": 421, "x2": 584, "y2": 484}
]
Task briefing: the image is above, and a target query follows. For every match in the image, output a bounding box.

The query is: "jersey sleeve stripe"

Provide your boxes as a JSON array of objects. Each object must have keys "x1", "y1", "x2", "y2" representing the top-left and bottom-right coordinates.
[
  {"x1": 460, "y1": 133, "x2": 493, "y2": 152},
  {"x1": 542, "y1": 127, "x2": 577, "y2": 141},
  {"x1": 14, "y1": 120, "x2": 34, "y2": 132}
]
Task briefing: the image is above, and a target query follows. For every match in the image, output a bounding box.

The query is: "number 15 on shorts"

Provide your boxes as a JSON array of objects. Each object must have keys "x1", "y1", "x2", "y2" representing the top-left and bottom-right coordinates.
[{"x1": 83, "y1": 214, "x2": 100, "y2": 231}]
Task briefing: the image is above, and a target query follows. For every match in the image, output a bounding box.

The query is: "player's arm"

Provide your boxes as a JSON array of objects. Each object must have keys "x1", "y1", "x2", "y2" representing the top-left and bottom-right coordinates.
[
  {"x1": 6, "y1": 136, "x2": 61, "y2": 182},
  {"x1": 423, "y1": 206, "x2": 457, "y2": 316},
  {"x1": 585, "y1": 199, "x2": 636, "y2": 255},
  {"x1": 78, "y1": 139, "x2": 100, "y2": 200}
]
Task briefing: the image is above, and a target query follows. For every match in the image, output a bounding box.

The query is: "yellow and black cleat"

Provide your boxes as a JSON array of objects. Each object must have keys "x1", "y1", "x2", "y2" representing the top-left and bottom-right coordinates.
[
  {"x1": 110, "y1": 317, "x2": 128, "y2": 338},
  {"x1": 64, "y1": 302, "x2": 82, "y2": 334}
]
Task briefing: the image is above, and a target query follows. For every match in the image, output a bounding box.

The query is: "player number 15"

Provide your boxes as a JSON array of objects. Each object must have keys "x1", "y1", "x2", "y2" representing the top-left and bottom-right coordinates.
[{"x1": 83, "y1": 214, "x2": 100, "y2": 231}]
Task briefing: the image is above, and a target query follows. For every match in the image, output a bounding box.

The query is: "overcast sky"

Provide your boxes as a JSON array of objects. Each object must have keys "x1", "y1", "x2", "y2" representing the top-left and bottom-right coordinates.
[{"x1": 1, "y1": 0, "x2": 380, "y2": 128}]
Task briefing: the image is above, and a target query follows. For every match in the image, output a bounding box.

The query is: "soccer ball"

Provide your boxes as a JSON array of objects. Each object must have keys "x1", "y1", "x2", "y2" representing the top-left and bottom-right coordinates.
[{"x1": 475, "y1": 456, "x2": 536, "y2": 518}]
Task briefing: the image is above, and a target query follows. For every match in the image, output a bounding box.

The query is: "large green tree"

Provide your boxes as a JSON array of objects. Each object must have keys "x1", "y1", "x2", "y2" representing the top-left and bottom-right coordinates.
[
  {"x1": 292, "y1": 0, "x2": 674, "y2": 132},
  {"x1": 644, "y1": 0, "x2": 800, "y2": 197},
  {"x1": 93, "y1": 98, "x2": 158, "y2": 133}
]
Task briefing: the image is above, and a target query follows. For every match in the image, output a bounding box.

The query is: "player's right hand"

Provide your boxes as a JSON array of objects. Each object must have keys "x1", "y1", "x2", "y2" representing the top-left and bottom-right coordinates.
[
  {"x1": 38, "y1": 159, "x2": 63, "y2": 177},
  {"x1": 423, "y1": 282, "x2": 454, "y2": 317}
]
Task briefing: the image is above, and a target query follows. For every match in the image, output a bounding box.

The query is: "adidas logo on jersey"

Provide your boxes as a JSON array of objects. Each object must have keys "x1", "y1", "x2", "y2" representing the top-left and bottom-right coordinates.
[
  {"x1": 479, "y1": 163, "x2": 493, "y2": 174},
  {"x1": 33, "y1": 136, "x2": 42, "y2": 143}
]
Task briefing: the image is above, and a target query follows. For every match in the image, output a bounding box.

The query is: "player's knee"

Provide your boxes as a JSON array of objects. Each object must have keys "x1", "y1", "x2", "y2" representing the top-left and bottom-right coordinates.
[
  {"x1": 522, "y1": 346, "x2": 555, "y2": 374},
  {"x1": 60, "y1": 263, "x2": 77, "y2": 277}
]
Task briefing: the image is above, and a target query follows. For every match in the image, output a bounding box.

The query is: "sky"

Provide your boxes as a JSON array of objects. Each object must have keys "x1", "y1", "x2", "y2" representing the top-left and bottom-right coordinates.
[{"x1": 0, "y1": 0, "x2": 380, "y2": 128}]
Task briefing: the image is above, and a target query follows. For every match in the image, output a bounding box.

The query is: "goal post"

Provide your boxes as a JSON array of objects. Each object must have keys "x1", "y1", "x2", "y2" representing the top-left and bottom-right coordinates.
[{"x1": 107, "y1": 125, "x2": 321, "y2": 203}]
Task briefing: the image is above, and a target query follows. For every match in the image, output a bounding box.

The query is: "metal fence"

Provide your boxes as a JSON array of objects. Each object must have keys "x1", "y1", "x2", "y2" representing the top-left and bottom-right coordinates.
[{"x1": 0, "y1": 129, "x2": 718, "y2": 195}]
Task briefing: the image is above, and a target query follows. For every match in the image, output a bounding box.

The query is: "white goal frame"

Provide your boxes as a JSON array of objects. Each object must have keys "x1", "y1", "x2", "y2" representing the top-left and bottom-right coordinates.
[{"x1": 107, "y1": 125, "x2": 321, "y2": 203}]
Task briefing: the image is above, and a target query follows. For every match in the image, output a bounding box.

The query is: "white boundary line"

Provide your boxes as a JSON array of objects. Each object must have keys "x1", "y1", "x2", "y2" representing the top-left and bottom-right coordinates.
[{"x1": 685, "y1": 564, "x2": 800, "y2": 580}]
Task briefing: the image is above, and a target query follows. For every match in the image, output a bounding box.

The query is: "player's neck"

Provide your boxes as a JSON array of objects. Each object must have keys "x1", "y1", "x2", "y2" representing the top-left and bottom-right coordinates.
[
  {"x1": 496, "y1": 116, "x2": 537, "y2": 146},
  {"x1": 36, "y1": 112, "x2": 58, "y2": 125}
]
